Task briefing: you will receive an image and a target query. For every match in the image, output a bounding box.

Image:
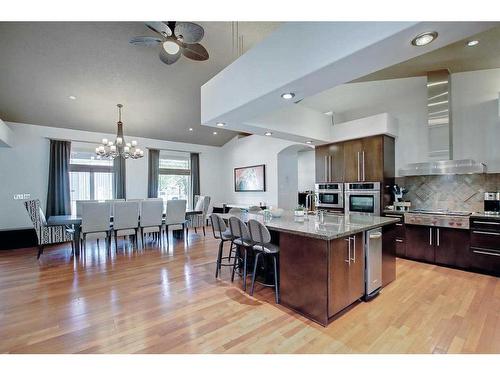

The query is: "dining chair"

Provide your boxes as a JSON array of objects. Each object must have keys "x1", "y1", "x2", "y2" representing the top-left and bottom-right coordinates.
[
  {"x1": 188, "y1": 195, "x2": 211, "y2": 236},
  {"x1": 76, "y1": 199, "x2": 98, "y2": 217},
  {"x1": 247, "y1": 219, "x2": 280, "y2": 303},
  {"x1": 80, "y1": 202, "x2": 111, "y2": 253},
  {"x1": 164, "y1": 199, "x2": 187, "y2": 246},
  {"x1": 112, "y1": 201, "x2": 140, "y2": 250},
  {"x1": 140, "y1": 199, "x2": 164, "y2": 247},
  {"x1": 228, "y1": 216, "x2": 255, "y2": 291},
  {"x1": 24, "y1": 199, "x2": 74, "y2": 259},
  {"x1": 105, "y1": 199, "x2": 124, "y2": 217}
]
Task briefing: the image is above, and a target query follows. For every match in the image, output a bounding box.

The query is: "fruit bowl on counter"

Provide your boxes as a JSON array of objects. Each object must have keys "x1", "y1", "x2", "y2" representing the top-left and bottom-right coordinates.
[{"x1": 270, "y1": 208, "x2": 284, "y2": 218}]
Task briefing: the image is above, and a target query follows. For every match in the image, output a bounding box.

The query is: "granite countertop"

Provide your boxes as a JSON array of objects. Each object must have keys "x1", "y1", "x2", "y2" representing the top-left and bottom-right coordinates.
[
  {"x1": 219, "y1": 211, "x2": 399, "y2": 241},
  {"x1": 383, "y1": 209, "x2": 407, "y2": 215}
]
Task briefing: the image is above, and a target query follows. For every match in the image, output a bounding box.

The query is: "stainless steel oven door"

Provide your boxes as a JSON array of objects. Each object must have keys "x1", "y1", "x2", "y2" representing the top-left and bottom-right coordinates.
[
  {"x1": 316, "y1": 191, "x2": 343, "y2": 209},
  {"x1": 345, "y1": 191, "x2": 380, "y2": 216}
]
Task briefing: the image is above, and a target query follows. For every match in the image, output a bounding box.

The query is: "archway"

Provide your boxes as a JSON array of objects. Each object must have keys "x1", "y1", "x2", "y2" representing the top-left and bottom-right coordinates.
[{"x1": 277, "y1": 144, "x2": 312, "y2": 209}]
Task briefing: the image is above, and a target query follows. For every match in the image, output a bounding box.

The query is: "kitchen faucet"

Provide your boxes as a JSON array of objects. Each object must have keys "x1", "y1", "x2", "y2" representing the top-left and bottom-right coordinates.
[{"x1": 305, "y1": 192, "x2": 318, "y2": 214}]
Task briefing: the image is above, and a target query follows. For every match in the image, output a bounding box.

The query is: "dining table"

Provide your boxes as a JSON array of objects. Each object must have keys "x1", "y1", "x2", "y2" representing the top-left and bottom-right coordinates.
[{"x1": 47, "y1": 210, "x2": 202, "y2": 257}]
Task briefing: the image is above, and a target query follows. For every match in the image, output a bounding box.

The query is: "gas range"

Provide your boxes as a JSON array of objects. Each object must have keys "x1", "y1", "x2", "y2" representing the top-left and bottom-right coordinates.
[{"x1": 404, "y1": 209, "x2": 472, "y2": 230}]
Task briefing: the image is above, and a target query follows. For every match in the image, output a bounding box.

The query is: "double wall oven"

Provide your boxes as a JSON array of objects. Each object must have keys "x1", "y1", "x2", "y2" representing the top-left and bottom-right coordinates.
[
  {"x1": 344, "y1": 182, "x2": 381, "y2": 216},
  {"x1": 315, "y1": 183, "x2": 343, "y2": 210}
]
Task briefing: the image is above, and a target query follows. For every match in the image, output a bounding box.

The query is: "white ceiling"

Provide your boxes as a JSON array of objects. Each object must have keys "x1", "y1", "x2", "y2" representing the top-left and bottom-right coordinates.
[{"x1": 0, "y1": 22, "x2": 280, "y2": 146}]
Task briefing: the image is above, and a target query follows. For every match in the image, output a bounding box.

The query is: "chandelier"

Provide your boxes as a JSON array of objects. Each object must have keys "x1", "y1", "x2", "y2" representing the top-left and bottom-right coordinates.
[{"x1": 95, "y1": 104, "x2": 144, "y2": 160}]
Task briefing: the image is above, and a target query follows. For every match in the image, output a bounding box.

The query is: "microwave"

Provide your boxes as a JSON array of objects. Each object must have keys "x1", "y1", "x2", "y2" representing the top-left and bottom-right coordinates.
[
  {"x1": 315, "y1": 183, "x2": 343, "y2": 209},
  {"x1": 344, "y1": 182, "x2": 381, "y2": 216}
]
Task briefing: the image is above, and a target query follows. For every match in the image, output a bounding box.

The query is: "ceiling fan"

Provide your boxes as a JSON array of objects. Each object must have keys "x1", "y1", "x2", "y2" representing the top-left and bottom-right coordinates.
[{"x1": 130, "y1": 21, "x2": 209, "y2": 65}]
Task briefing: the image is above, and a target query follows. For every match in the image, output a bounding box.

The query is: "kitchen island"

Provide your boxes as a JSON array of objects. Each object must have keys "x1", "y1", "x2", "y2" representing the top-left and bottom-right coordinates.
[{"x1": 220, "y1": 211, "x2": 399, "y2": 326}]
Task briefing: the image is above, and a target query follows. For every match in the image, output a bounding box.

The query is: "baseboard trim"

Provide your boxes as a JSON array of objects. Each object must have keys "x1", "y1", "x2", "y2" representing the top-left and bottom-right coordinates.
[{"x1": 0, "y1": 228, "x2": 38, "y2": 250}]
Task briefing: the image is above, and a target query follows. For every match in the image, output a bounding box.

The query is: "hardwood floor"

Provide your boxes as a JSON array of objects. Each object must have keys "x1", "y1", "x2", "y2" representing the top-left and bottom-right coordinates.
[{"x1": 0, "y1": 231, "x2": 498, "y2": 354}]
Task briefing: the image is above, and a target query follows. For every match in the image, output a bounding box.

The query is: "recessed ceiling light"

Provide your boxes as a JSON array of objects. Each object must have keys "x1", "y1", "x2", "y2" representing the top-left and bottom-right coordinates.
[
  {"x1": 68, "y1": 95, "x2": 77, "y2": 100},
  {"x1": 188, "y1": 128, "x2": 193, "y2": 131},
  {"x1": 466, "y1": 40, "x2": 479, "y2": 47},
  {"x1": 264, "y1": 132, "x2": 272, "y2": 136},
  {"x1": 281, "y1": 92, "x2": 295, "y2": 100},
  {"x1": 323, "y1": 111, "x2": 333, "y2": 116},
  {"x1": 216, "y1": 122, "x2": 225, "y2": 127},
  {"x1": 306, "y1": 140, "x2": 313, "y2": 144},
  {"x1": 213, "y1": 131, "x2": 218, "y2": 135},
  {"x1": 411, "y1": 31, "x2": 438, "y2": 47}
]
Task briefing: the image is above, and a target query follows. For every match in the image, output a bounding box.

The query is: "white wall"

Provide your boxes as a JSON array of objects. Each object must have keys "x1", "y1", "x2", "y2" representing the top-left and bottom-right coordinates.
[
  {"x1": 0, "y1": 122, "x2": 223, "y2": 230},
  {"x1": 298, "y1": 150, "x2": 315, "y2": 191},
  {"x1": 452, "y1": 68, "x2": 500, "y2": 172},
  {"x1": 218, "y1": 135, "x2": 300, "y2": 208}
]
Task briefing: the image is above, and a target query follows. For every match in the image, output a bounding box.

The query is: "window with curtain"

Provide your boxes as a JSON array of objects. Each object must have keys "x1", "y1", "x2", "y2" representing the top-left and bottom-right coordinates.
[
  {"x1": 69, "y1": 147, "x2": 114, "y2": 214},
  {"x1": 158, "y1": 151, "x2": 191, "y2": 205}
]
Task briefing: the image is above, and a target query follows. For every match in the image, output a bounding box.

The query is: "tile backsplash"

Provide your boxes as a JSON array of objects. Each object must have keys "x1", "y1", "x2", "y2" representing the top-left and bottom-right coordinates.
[{"x1": 394, "y1": 173, "x2": 500, "y2": 212}]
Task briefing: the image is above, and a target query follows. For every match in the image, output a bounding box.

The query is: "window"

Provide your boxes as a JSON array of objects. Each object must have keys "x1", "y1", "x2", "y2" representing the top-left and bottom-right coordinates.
[
  {"x1": 69, "y1": 147, "x2": 114, "y2": 214},
  {"x1": 158, "y1": 151, "x2": 191, "y2": 205}
]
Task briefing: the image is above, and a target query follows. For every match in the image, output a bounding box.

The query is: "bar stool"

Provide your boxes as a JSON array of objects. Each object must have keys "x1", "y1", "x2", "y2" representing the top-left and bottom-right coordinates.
[
  {"x1": 228, "y1": 216, "x2": 254, "y2": 291},
  {"x1": 210, "y1": 213, "x2": 235, "y2": 278},
  {"x1": 247, "y1": 219, "x2": 280, "y2": 303}
]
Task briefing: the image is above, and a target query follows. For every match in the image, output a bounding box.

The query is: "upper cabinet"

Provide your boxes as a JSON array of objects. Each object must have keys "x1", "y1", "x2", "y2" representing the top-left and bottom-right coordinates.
[{"x1": 315, "y1": 135, "x2": 394, "y2": 183}]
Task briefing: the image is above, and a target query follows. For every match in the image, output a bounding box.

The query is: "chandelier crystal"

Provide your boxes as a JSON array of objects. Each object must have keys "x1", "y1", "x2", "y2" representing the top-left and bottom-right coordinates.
[{"x1": 95, "y1": 104, "x2": 144, "y2": 160}]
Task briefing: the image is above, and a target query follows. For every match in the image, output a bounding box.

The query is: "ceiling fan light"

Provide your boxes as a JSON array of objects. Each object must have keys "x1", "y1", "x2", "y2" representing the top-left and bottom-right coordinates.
[{"x1": 163, "y1": 40, "x2": 180, "y2": 55}]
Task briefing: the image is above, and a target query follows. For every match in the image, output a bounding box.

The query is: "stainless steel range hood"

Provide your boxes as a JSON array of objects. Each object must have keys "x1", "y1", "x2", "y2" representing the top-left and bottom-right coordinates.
[{"x1": 400, "y1": 70, "x2": 486, "y2": 176}]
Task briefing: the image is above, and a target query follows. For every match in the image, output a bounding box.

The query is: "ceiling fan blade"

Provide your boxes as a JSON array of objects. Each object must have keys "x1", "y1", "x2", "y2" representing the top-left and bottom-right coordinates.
[
  {"x1": 174, "y1": 22, "x2": 204, "y2": 44},
  {"x1": 145, "y1": 22, "x2": 172, "y2": 38},
  {"x1": 159, "y1": 48, "x2": 181, "y2": 65},
  {"x1": 129, "y1": 36, "x2": 162, "y2": 47},
  {"x1": 181, "y1": 43, "x2": 209, "y2": 61}
]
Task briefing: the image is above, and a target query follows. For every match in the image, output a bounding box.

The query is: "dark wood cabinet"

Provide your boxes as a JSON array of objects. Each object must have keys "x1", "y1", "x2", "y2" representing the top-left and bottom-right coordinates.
[
  {"x1": 342, "y1": 139, "x2": 363, "y2": 182},
  {"x1": 315, "y1": 135, "x2": 394, "y2": 184},
  {"x1": 469, "y1": 218, "x2": 500, "y2": 274},
  {"x1": 360, "y1": 136, "x2": 384, "y2": 182},
  {"x1": 435, "y1": 227, "x2": 470, "y2": 268},
  {"x1": 405, "y1": 225, "x2": 435, "y2": 263},
  {"x1": 315, "y1": 143, "x2": 344, "y2": 182},
  {"x1": 328, "y1": 233, "x2": 364, "y2": 317}
]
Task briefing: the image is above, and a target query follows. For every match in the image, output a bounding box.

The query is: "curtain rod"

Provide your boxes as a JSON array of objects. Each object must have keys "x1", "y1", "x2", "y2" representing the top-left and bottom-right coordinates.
[{"x1": 45, "y1": 138, "x2": 202, "y2": 154}]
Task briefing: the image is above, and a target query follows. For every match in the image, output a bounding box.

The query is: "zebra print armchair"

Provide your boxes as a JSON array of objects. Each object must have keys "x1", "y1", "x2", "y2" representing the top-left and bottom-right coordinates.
[
  {"x1": 24, "y1": 199, "x2": 74, "y2": 259},
  {"x1": 187, "y1": 195, "x2": 211, "y2": 236}
]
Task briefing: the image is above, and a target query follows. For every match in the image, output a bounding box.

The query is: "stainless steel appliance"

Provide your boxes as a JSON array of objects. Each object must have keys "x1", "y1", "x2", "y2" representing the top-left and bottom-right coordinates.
[
  {"x1": 404, "y1": 209, "x2": 471, "y2": 230},
  {"x1": 344, "y1": 182, "x2": 380, "y2": 216},
  {"x1": 315, "y1": 183, "x2": 343, "y2": 209},
  {"x1": 365, "y1": 228, "x2": 383, "y2": 300},
  {"x1": 484, "y1": 192, "x2": 500, "y2": 215}
]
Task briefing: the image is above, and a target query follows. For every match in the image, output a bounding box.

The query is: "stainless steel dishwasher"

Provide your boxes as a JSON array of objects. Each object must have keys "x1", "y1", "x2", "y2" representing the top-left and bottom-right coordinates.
[{"x1": 364, "y1": 227, "x2": 383, "y2": 300}]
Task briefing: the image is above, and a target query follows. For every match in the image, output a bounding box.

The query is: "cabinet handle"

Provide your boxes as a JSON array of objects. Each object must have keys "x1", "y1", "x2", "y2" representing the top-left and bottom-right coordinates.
[
  {"x1": 324, "y1": 156, "x2": 328, "y2": 181},
  {"x1": 396, "y1": 223, "x2": 403, "y2": 226},
  {"x1": 395, "y1": 239, "x2": 403, "y2": 243},
  {"x1": 429, "y1": 228, "x2": 432, "y2": 245},
  {"x1": 345, "y1": 238, "x2": 351, "y2": 265},
  {"x1": 437, "y1": 228, "x2": 440, "y2": 247},
  {"x1": 350, "y1": 236, "x2": 356, "y2": 262},
  {"x1": 329, "y1": 155, "x2": 332, "y2": 181},
  {"x1": 472, "y1": 230, "x2": 500, "y2": 236},
  {"x1": 473, "y1": 221, "x2": 500, "y2": 225},
  {"x1": 472, "y1": 249, "x2": 500, "y2": 257},
  {"x1": 362, "y1": 150, "x2": 365, "y2": 181},
  {"x1": 357, "y1": 152, "x2": 360, "y2": 181}
]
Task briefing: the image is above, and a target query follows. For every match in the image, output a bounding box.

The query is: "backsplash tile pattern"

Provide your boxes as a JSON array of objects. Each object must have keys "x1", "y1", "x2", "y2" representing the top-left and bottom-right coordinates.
[{"x1": 395, "y1": 174, "x2": 500, "y2": 212}]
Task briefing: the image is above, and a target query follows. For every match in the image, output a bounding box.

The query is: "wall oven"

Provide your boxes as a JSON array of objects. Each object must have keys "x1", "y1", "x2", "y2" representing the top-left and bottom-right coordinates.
[
  {"x1": 344, "y1": 182, "x2": 381, "y2": 216},
  {"x1": 315, "y1": 183, "x2": 343, "y2": 209}
]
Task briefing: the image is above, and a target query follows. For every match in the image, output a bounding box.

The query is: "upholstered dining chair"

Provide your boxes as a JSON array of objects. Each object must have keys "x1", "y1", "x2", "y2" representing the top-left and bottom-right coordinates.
[
  {"x1": 113, "y1": 201, "x2": 140, "y2": 250},
  {"x1": 80, "y1": 202, "x2": 111, "y2": 252},
  {"x1": 187, "y1": 195, "x2": 211, "y2": 235},
  {"x1": 140, "y1": 199, "x2": 164, "y2": 247},
  {"x1": 164, "y1": 199, "x2": 187, "y2": 246},
  {"x1": 24, "y1": 199, "x2": 74, "y2": 259}
]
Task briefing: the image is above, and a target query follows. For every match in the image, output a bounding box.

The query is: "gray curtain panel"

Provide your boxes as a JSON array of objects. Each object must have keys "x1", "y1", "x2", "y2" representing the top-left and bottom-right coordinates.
[
  {"x1": 148, "y1": 149, "x2": 160, "y2": 198},
  {"x1": 113, "y1": 156, "x2": 126, "y2": 199},
  {"x1": 46, "y1": 139, "x2": 72, "y2": 217},
  {"x1": 190, "y1": 153, "x2": 200, "y2": 207}
]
